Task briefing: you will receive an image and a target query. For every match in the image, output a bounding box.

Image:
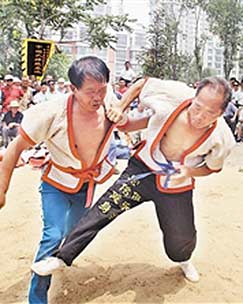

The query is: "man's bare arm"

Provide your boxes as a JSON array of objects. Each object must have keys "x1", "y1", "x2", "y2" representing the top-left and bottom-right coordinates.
[
  {"x1": 0, "y1": 135, "x2": 32, "y2": 208},
  {"x1": 107, "y1": 78, "x2": 146, "y2": 123},
  {"x1": 117, "y1": 115, "x2": 150, "y2": 132},
  {"x1": 170, "y1": 164, "x2": 217, "y2": 186}
]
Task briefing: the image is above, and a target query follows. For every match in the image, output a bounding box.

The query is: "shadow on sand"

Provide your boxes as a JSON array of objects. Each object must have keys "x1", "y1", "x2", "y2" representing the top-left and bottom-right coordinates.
[
  {"x1": 51, "y1": 262, "x2": 186, "y2": 303},
  {"x1": 0, "y1": 262, "x2": 186, "y2": 303}
]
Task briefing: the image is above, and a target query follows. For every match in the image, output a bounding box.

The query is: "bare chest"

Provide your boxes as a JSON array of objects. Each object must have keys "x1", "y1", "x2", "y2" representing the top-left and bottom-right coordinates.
[
  {"x1": 160, "y1": 115, "x2": 205, "y2": 161},
  {"x1": 72, "y1": 111, "x2": 110, "y2": 167}
]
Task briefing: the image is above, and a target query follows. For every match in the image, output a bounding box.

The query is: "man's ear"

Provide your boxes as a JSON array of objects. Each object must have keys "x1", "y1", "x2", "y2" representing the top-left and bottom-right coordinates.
[{"x1": 70, "y1": 84, "x2": 76, "y2": 92}]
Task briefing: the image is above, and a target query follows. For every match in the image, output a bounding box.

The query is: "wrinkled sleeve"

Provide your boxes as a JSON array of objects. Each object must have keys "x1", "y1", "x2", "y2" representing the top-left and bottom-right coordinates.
[
  {"x1": 205, "y1": 123, "x2": 236, "y2": 171},
  {"x1": 139, "y1": 78, "x2": 195, "y2": 109},
  {"x1": 19, "y1": 101, "x2": 59, "y2": 145}
]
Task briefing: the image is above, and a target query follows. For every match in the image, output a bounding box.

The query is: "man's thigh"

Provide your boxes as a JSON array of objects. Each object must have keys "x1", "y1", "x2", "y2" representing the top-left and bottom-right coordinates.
[{"x1": 154, "y1": 190, "x2": 195, "y2": 238}]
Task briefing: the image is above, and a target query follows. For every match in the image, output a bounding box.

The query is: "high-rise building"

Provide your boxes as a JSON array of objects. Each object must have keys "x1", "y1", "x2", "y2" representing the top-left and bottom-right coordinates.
[
  {"x1": 148, "y1": 0, "x2": 227, "y2": 78},
  {"x1": 54, "y1": 0, "x2": 146, "y2": 82}
]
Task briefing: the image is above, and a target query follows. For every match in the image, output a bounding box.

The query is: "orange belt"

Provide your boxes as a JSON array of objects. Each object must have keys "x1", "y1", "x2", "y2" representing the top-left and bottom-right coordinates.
[{"x1": 72, "y1": 167, "x2": 100, "y2": 208}]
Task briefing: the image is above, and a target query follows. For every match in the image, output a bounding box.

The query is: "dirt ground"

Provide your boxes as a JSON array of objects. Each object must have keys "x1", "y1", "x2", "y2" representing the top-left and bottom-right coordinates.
[{"x1": 0, "y1": 144, "x2": 243, "y2": 304}]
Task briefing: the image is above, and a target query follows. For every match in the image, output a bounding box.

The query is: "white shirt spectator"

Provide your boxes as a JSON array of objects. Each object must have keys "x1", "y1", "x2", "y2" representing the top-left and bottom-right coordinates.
[{"x1": 120, "y1": 61, "x2": 136, "y2": 82}]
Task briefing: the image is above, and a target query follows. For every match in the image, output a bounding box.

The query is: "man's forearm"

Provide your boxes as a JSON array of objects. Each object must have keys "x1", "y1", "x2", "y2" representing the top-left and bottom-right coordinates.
[
  {"x1": 0, "y1": 136, "x2": 30, "y2": 194},
  {"x1": 0, "y1": 145, "x2": 21, "y2": 193},
  {"x1": 118, "y1": 78, "x2": 146, "y2": 111},
  {"x1": 188, "y1": 165, "x2": 217, "y2": 177}
]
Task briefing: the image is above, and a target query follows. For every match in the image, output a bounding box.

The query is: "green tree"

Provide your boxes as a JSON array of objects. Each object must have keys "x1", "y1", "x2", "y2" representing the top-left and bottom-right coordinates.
[
  {"x1": 0, "y1": 0, "x2": 133, "y2": 45},
  {"x1": 44, "y1": 52, "x2": 71, "y2": 80},
  {"x1": 201, "y1": 67, "x2": 217, "y2": 78},
  {"x1": 0, "y1": 0, "x2": 133, "y2": 74},
  {"x1": 206, "y1": 0, "x2": 243, "y2": 79},
  {"x1": 0, "y1": 0, "x2": 23, "y2": 74},
  {"x1": 185, "y1": 0, "x2": 209, "y2": 80},
  {"x1": 139, "y1": 1, "x2": 191, "y2": 80},
  {"x1": 138, "y1": 8, "x2": 169, "y2": 79}
]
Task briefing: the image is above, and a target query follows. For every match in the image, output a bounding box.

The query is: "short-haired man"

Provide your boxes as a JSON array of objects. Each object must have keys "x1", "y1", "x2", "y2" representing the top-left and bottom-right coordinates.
[
  {"x1": 32, "y1": 77, "x2": 235, "y2": 285},
  {"x1": 120, "y1": 61, "x2": 136, "y2": 85},
  {"x1": 0, "y1": 56, "x2": 119, "y2": 303}
]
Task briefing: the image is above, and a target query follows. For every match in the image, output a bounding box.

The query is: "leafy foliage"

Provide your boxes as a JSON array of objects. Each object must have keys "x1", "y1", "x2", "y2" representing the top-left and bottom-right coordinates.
[
  {"x1": 0, "y1": 0, "x2": 133, "y2": 75},
  {"x1": 206, "y1": 0, "x2": 243, "y2": 79},
  {"x1": 44, "y1": 52, "x2": 71, "y2": 80},
  {"x1": 184, "y1": 0, "x2": 209, "y2": 80},
  {"x1": 139, "y1": 2, "x2": 192, "y2": 80}
]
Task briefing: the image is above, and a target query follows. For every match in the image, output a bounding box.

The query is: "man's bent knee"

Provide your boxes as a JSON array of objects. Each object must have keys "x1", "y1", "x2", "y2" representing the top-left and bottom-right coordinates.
[{"x1": 164, "y1": 234, "x2": 196, "y2": 262}]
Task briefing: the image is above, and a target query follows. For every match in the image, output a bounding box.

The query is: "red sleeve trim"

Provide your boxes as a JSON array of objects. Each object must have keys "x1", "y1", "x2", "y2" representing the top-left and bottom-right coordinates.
[{"x1": 117, "y1": 117, "x2": 130, "y2": 130}]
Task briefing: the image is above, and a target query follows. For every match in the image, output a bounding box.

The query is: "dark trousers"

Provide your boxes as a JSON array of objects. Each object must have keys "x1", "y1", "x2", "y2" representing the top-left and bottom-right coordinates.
[{"x1": 56, "y1": 157, "x2": 196, "y2": 266}]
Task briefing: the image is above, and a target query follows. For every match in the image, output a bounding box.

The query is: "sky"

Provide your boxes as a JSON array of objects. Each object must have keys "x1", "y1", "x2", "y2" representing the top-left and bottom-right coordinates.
[{"x1": 111, "y1": 0, "x2": 150, "y2": 26}]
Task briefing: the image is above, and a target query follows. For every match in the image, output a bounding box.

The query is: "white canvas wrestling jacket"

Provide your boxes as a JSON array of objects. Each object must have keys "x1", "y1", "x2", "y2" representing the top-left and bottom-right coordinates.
[
  {"x1": 19, "y1": 91, "x2": 117, "y2": 207},
  {"x1": 134, "y1": 78, "x2": 235, "y2": 193}
]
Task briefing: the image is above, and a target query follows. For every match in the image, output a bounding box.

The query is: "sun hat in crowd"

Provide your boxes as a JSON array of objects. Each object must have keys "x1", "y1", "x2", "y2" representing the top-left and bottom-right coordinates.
[
  {"x1": 4, "y1": 74, "x2": 14, "y2": 81},
  {"x1": 9, "y1": 100, "x2": 20, "y2": 108},
  {"x1": 57, "y1": 77, "x2": 65, "y2": 83},
  {"x1": 13, "y1": 76, "x2": 21, "y2": 83}
]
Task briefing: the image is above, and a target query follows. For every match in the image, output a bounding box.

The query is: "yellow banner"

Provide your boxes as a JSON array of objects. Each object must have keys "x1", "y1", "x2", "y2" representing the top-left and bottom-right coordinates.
[{"x1": 21, "y1": 38, "x2": 55, "y2": 80}]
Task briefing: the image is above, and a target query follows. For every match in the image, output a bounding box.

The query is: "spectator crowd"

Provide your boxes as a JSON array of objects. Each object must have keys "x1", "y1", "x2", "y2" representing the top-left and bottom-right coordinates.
[{"x1": 0, "y1": 60, "x2": 241, "y2": 157}]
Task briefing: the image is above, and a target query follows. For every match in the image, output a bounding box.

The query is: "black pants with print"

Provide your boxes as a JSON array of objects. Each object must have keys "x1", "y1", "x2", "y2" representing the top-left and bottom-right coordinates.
[{"x1": 56, "y1": 157, "x2": 196, "y2": 266}]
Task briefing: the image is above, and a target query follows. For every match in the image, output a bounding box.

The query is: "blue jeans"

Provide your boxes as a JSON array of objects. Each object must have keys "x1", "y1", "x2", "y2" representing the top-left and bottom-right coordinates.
[{"x1": 28, "y1": 181, "x2": 89, "y2": 304}]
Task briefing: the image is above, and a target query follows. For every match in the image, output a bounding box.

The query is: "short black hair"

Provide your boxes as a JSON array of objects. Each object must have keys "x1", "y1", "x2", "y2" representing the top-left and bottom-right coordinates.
[
  {"x1": 47, "y1": 80, "x2": 56, "y2": 85},
  {"x1": 229, "y1": 77, "x2": 237, "y2": 82},
  {"x1": 68, "y1": 56, "x2": 110, "y2": 89}
]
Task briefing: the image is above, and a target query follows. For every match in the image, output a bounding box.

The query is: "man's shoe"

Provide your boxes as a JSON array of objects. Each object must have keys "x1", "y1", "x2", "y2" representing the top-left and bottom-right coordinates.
[
  {"x1": 31, "y1": 257, "x2": 65, "y2": 276},
  {"x1": 179, "y1": 261, "x2": 200, "y2": 282}
]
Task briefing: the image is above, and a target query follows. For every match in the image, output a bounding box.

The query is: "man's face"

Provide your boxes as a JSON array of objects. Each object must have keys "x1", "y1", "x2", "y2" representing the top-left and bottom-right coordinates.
[
  {"x1": 22, "y1": 78, "x2": 29, "y2": 88},
  {"x1": 58, "y1": 81, "x2": 65, "y2": 89},
  {"x1": 6, "y1": 79, "x2": 13, "y2": 87},
  {"x1": 41, "y1": 84, "x2": 48, "y2": 93},
  {"x1": 10, "y1": 107, "x2": 19, "y2": 114},
  {"x1": 125, "y1": 62, "x2": 130, "y2": 70},
  {"x1": 188, "y1": 86, "x2": 224, "y2": 129},
  {"x1": 74, "y1": 77, "x2": 107, "y2": 112},
  {"x1": 119, "y1": 79, "x2": 126, "y2": 87}
]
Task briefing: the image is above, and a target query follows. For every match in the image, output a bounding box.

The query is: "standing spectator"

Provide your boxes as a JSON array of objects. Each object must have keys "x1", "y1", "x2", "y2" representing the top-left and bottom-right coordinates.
[
  {"x1": 44, "y1": 74, "x2": 54, "y2": 83},
  {"x1": 1, "y1": 74, "x2": 24, "y2": 112},
  {"x1": 223, "y1": 100, "x2": 237, "y2": 134},
  {"x1": 0, "y1": 75, "x2": 4, "y2": 108},
  {"x1": 47, "y1": 80, "x2": 60, "y2": 101},
  {"x1": 0, "y1": 74, "x2": 4, "y2": 87},
  {"x1": 117, "y1": 77, "x2": 128, "y2": 95},
  {"x1": 231, "y1": 80, "x2": 241, "y2": 107},
  {"x1": 33, "y1": 81, "x2": 49, "y2": 103},
  {"x1": 120, "y1": 61, "x2": 136, "y2": 85},
  {"x1": 19, "y1": 77, "x2": 33, "y2": 112},
  {"x1": 13, "y1": 77, "x2": 22, "y2": 88},
  {"x1": 236, "y1": 78, "x2": 243, "y2": 107},
  {"x1": 229, "y1": 77, "x2": 237, "y2": 89},
  {"x1": 56, "y1": 77, "x2": 66, "y2": 95},
  {"x1": 2, "y1": 100, "x2": 23, "y2": 148},
  {"x1": 232, "y1": 106, "x2": 243, "y2": 142}
]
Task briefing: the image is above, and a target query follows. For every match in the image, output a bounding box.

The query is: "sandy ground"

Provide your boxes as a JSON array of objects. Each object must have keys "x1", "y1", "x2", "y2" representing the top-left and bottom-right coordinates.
[{"x1": 0, "y1": 144, "x2": 243, "y2": 304}]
